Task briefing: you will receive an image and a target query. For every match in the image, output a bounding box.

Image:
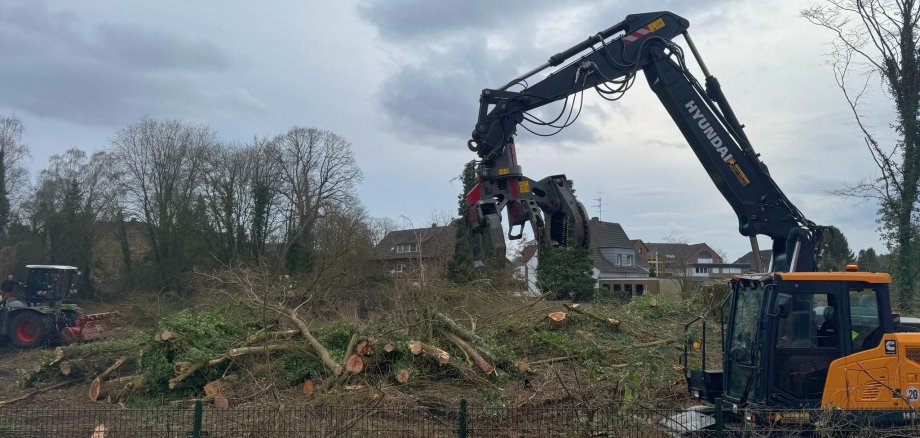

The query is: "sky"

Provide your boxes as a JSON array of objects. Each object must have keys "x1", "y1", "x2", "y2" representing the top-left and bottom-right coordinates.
[{"x1": 0, "y1": 0, "x2": 899, "y2": 261}]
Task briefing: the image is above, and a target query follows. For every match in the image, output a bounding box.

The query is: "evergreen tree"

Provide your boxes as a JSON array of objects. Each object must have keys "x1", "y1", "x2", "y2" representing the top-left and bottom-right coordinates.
[
  {"x1": 536, "y1": 246, "x2": 595, "y2": 301},
  {"x1": 819, "y1": 225, "x2": 856, "y2": 271},
  {"x1": 857, "y1": 247, "x2": 881, "y2": 272}
]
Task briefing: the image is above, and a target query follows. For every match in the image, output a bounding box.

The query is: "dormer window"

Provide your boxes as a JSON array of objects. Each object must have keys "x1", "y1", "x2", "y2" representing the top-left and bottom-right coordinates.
[{"x1": 396, "y1": 243, "x2": 418, "y2": 253}]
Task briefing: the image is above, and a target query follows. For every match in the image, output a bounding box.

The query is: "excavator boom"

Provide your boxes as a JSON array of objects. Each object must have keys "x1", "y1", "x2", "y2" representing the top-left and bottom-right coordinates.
[{"x1": 467, "y1": 11, "x2": 822, "y2": 272}]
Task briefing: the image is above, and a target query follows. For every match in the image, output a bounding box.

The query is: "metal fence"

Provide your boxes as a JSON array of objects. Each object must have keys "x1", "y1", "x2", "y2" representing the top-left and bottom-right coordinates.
[{"x1": 1, "y1": 400, "x2": 919, "y2": 437}]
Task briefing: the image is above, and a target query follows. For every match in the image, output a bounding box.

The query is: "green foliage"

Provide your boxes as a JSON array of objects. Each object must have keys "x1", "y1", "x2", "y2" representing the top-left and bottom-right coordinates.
[
  {"x1": 315, "y1": 320, "x2": 354, "y2": 361},
  {"x1": 139, "y1": 306, "x2": 256, "y2": 388},
  {"x1": 626, "y1": 293, "x2": 687, "y2": 320},
  {"x1": 857, "y1": 247, "x2": 885, "y2": 272},
  {"x1": 819, "y1": 225, "x2": 856, "y2": 271},
  {"x1": 536, "y1": 246, "x2": 596, "y2": 301}
]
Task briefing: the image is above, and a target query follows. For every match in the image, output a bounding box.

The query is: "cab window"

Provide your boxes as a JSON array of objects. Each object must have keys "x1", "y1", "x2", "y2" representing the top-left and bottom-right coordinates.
[{"x1": 849, "y1": 287, "x2": 881, "y2": 352}]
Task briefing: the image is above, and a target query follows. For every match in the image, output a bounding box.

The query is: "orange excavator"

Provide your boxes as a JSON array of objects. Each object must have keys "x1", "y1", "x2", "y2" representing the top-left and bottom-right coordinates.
[
  {"x1": 463, "y1": 10, "x2": 920, "y2": 430},
  {"x1": 1, "y1": 265, "x2": 115, "y2": 347}
]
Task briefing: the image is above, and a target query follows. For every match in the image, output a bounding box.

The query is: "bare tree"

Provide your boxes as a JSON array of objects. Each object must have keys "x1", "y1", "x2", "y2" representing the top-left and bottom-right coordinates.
[
  {"x1": 0, "y1": 115, "x2": 31, "y2": 243},
  {"x1": 111, "y1": 118, "x2": 215, "y2": 289},
  {"x1": 272, "y1": 127, "x2": 362, "y2": 274},
  {"x1": 803, "y1": 1, "x2": 920, "y2": 307},
  {"x1": 369, "y1": 216, "x2": 399, "y2": 247},
  {"x1": 27, "y1": 149, "x2": 110, "y2": 291}
]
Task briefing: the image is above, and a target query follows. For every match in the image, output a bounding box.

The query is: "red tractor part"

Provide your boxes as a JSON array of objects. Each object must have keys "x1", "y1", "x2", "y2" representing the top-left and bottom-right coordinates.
[
  {"x1": 60, "y1": 312, "x2": 118, "y2": 343},
  {"x1": 8, "y1": 311, "x2": 50, "y2": 348}
]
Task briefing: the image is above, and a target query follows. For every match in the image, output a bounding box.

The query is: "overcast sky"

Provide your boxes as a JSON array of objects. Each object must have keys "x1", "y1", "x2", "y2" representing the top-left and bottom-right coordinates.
[{"x1": 0, "y1": 0, "x2": 898, "y2": 260}]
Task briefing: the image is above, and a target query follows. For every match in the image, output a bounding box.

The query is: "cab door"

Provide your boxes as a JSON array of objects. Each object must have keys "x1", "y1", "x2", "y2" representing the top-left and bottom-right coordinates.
[{"x1": 766, "y1": 281, "x2": 846, "y2": 406}]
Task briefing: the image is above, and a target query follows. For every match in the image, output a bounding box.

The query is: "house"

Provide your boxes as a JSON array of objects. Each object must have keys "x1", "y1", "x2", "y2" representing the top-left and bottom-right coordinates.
[
  {"x1": 734, "y1": 249, "x2": 772, "y2": 272},
  {"x1": 373, "y1": 222, "x2": 457, "y2": 282},
  {"x1": 588, "y1": 218, "x2": 657, "y2": 295},
  {"x1": 512, "y1": 241, "x2": 539, "y2": 295},
  {"x1": 644, "y1": 242, "x2": 747, "y2": 280}
]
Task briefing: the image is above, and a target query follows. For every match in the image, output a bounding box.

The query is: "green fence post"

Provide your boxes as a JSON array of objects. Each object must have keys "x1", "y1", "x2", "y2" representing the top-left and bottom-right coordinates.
[
  {"x1": 192, "y1": 400, "x2": 203, "y2": 438},
  {"x1": 458, "y1": 399, "x2": 468, "y2": 438},
  {"x1": 714, "y1": 397, "x2": 724, "y2": 438}
]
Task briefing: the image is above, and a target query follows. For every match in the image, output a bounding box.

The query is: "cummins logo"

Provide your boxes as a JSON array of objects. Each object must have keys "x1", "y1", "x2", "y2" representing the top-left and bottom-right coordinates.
[{"x1": 685, "y1": 100, "x2": 734, "y2": 163}]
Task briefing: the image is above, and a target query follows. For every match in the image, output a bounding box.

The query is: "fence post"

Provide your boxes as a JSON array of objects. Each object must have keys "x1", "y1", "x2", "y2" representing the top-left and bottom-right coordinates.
[
  {"x1": 192, "y1": 400, "x2": 203, "y2": 438},
  {"x1": 714, "y1": 397, "x2": 724, "y2": 438},
  {"x1": 458, "y1": 399, "x2": 468, "y2": 438}
]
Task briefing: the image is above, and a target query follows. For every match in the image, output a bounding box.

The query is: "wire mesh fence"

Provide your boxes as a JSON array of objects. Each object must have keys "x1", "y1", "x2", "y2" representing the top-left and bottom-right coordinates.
[{"x1": 0, "y1": 401, "x2": 919, "y2": 437}]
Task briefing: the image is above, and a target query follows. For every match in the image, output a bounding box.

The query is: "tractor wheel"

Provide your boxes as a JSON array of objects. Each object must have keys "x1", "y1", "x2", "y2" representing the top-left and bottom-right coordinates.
[{"x1": 8, "y1": 311, "x2": 51, "y2": 348}]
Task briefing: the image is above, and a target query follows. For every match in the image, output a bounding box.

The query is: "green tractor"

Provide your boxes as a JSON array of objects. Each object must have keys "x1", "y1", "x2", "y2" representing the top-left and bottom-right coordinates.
[{"x1": 0, "y1": 265, "x2": 114, "y2": 348}]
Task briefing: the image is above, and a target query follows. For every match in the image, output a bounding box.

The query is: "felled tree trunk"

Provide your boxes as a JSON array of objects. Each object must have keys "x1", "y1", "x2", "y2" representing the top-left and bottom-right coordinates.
[
  {"x1": 203, "y1": 374, "x2": 238, "y2": 398},
  {"x1": 408, "y1": 341, "x2": 450, "y2": 365},
  {"x1": 395, "y1": 369, "x2": 410, "y2": 384},
  {"x1": 442, "y1": 332, "x2": 494, "y2": 375},
  {"x1": 89, "y1": 375, "x2": 143, "y2": 402},
  {"x1": 286, "y1": 308, "x2": 342, "y2": 376},
  {"x1": 563, "y1": 303, "x2": 620, "y2": 329}
]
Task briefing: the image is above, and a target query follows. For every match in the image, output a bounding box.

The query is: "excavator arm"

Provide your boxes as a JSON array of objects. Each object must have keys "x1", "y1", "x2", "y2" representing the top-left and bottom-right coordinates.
[{"x1": 466, "y1": 11, "x2": 823, "y2": 272}]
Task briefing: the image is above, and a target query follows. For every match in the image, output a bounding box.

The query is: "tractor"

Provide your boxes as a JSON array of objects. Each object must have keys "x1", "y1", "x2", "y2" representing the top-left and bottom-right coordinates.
[{"x1": 0, "y1": 265, "x2": 115, "y2": 348}]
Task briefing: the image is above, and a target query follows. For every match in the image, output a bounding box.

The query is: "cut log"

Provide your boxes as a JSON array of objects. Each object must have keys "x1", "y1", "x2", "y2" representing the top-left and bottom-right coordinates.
[
  {"x1": 94, "y1": 357, "x2": 127, "y2": 382},
  {"x1": 344, "y1": 384, "x2": 365, "y2": 391},
  {"x1": 547, "y1": 312, "x2": 567, "y2": 329},
  {"x1": 228, "y1": 344, "x2": 290, "y2": 357},
  {"x1": 203, "y1": 374, "x2": 238, "y2": 398},
  {"x1": 302, "y1": 379, "x2": 315, "y2": 397},
  {"x1": 345, "y1": 354, "x2": 364, "y2": 375},
  {"x1": 563, "y1": 303, "x2": 620, "y2": 330},
  {"x1": 442, "y1": 332, "x2": 494, "y2": 375},
  {"x1": 395, "y1": 368, "x2": 410, "y2": 384},
  {"x1": 59, "y1": 361, "x2": 76, "y2": 377},
  {"x1": 383, "y1": 343, "x2": 395, "y2": 353},
  {"x1": 89, "y1": 375, "x2": 142, "y2": 402},
  {"x1": 407, "y1": 341, "x2": 450, "y2": 365},
  {"x1": 154, "y1": 330, "x2": 179, "y2": 342},
  {"x1": 213, "y1": 395, "x2": 229, "y2": 409},
  {"x1": 356, "y1": 340, "x2": 374, "y2": 356},
  {"x1": 435, "y1": 312, "x2": 483, "y2": 344},
  {"x1": 286, "y1": 308, "x2": 342, "y2": 376},
  {"x1": 173, "y1": 361, "x2": 192, "y2": 376},
  {"x1": 54, "y1": 347, "x2": 65, "y2": 360}
]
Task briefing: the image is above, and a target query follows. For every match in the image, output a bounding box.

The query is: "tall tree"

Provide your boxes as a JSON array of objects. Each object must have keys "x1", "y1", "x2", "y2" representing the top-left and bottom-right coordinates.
[
  {"x1": 858, "y1": 247, "x2": 882, "y2": 272},
  {"x1": 819, "y1": 225, "x2": 856, "y2": 271},
  {"x1": 0, "y1": 115, "x2": 31, "y2": 244},
  {"x1": 272, "y1": 127, "x2": 361, "y2": 274},
  {"x1": 28, "y1": 149, "x2": 110, "y2": 292},
  {"x1": 111, "y1": 118, "x2": 214, "y2": 290},
  {"x1": 803, "y1": 1, "x2": 920, "y2": 307}
]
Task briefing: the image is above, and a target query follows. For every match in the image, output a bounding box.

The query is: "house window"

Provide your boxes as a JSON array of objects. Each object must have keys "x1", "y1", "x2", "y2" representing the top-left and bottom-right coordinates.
[
  {"x1": 666, "y1": 254, "x2": 675, "y2": 260},
  {"x1": 393, "y1": 263, "x2": 407, "y2": 273},
  {"x1": 395, "y1": 243, "x2": 417, "y2": 253},
  {"x1": 626, "y1": 255, "x2": 633, "y2": 266},
  {"x1": 694, "y1": 266, "x2": 709, "y2": 274},
  {"x1": 617, "y1": 254, "x2": 623, "y2": 266}
]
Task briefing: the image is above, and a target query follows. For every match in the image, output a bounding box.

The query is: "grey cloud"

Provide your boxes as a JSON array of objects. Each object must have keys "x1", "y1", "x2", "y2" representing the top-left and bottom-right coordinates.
[
  {"x1": 0, "y1": 1, "x2": 251, "y2": 126},
  {"x1": 361, "y1": 0, "x2": 728, "y2": 148},
  {"x1": 356, "y1": 0, "x2": 577, "y2": 42}
]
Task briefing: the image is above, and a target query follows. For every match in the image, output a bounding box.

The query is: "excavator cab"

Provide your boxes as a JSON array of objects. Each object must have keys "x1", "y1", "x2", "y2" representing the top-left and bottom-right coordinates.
[{"x1": 686, "y1": 271, "x2": 920, "y2": 424}]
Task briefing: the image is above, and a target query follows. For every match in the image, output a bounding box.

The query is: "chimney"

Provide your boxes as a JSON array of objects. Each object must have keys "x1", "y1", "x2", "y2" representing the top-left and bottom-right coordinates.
[{"x1": 431, "y1": 223, "x2": 437, "y2": 228}]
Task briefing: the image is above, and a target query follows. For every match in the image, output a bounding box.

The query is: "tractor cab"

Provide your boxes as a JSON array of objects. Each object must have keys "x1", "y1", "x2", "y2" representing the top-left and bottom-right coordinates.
[
  {"x1": 686, "y1": 271, "x2": 897, "y2": 410},
  {"x1": 24, "y1": 265, "x2": 79, "y2": 307}
]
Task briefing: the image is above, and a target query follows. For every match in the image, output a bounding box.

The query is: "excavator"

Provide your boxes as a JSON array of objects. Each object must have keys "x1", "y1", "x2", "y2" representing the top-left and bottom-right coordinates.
[{"x1": 463, "y1": 10, "x2": 920, "y2": 431}]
